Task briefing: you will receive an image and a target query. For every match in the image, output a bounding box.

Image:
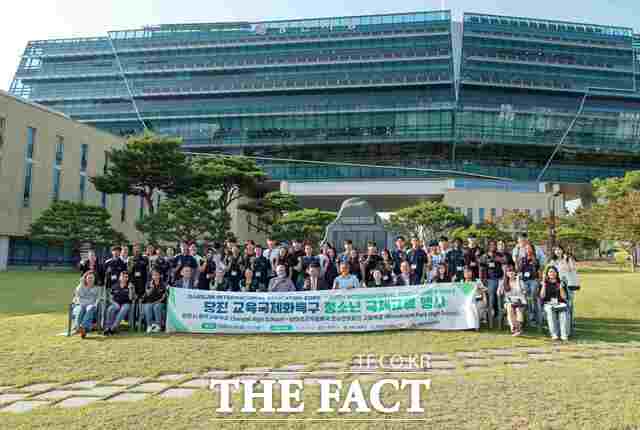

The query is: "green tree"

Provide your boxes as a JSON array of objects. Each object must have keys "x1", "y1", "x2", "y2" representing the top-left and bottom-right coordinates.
[
  {"x1": 449, "y1": 221, "x2": 511, "y2": 245},
  {"x1": 136, "y1": 192, "x2": 227, "y2": 244},
  {"x1": 29, "y1": 201, "x2": 126, "y2": 251},
  {"x1": 602, "y1": 191, "x2": 640, "y2": 271},
  {"x1": 272, "y1": 209, "x2": 337, "y2": 244},
  {"x1": 193, "y1": 155, "x2": 267, "y2": 235},
  {"x1": 239, "y1": 191, "x2": 300, "y2": 235},
  {"x1": 386, "y1": 201, "x2": 467, "y2": 241},
  {"x1": 90, "y1": 133, "x2": 193, "y2": 214},
  {"x1": 592, "y1": 171, "x2": 640, "y2": 201}
]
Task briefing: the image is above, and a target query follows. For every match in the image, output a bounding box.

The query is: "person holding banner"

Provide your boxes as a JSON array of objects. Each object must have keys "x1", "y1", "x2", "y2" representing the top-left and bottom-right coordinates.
[
  {"x1": 268, "y1": 265, "x2": 296, "y2": 292},
  {"x1": 333, "y1": 262, "x2": 360, "y2": 289},
  {"x1": 463, "y1": 266, "x2": 488, "y2": 323},
  {"x1": 540, "y1": 266, "x2": 570, "y2": 341},
  {"x1": 498, "y1": 265, "x2": 527, "y2": 336}
]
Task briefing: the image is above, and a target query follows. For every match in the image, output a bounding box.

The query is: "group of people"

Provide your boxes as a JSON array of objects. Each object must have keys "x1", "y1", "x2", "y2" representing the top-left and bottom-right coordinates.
[{"x1": 72, "y1": 232, "x2": 578, "y2": 341}]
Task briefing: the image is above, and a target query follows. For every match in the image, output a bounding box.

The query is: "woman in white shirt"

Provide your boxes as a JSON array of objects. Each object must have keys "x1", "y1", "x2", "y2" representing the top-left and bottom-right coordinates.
[
  {"x1": 332, "y1": 262, "x2": 360, "y2": 290},
  {"x1": 498, "y1": 264, "x2": 527, "y2": 336}
]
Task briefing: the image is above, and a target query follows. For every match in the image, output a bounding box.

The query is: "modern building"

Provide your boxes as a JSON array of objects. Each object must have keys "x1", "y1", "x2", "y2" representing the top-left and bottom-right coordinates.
[
  {"x1": 8, "y1": 11, "x2": 640, "y2": 212},
  {"x1": 0, "y1": 89, "x2": 144, "y2": 270}
]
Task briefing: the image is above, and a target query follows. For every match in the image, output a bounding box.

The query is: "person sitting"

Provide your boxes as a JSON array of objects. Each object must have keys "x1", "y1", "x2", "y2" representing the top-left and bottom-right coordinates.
[
  {"x1": 540, "y1": 266, "x2": 570, "y2": 342},
  {"x1": 104, "y1": 271, "x2": 135, "y2": 336},
  {"x1": 240, "y1": 268, "x2": 258, "y2": 292},
  {"x1": 394, "y1": 261, "x2": 419, "y2": 286},
  {"x1": 368, "y1": 268, "x2": 394, "y2": 287},
  {"x1": 211, "y1": 268, "x2": 228, "y2": 291},
  {"x1": 332, "y1": 262, "x2": 360, "y2": 290},
  {"x1": 174, "y1": 266, "x2": 198, "y2": 289},
  {"x1": 498, "y1": 264, "x2": 527, "y2": 336},
  {"x1": 430, "y1": 263, "x2": 451, "y2": 283},
  {"x1": 79, "y1": 250, "x2": 105, "y2": 286},
  {"x1": 72, "y1": 271, "x2": 101, "y2": 338},
  {"x1": 268, "y1": 264, "x2": 297, "y2": 292},
  {"x1": 303, "y1": 263, "x2": 330, "y2": 291},
  {"x1": 462, "y1": 265, "x2": 488, "y2": 323},
  {"x1": 141, "y1": 269, "x2": 167, "y2": 334}
]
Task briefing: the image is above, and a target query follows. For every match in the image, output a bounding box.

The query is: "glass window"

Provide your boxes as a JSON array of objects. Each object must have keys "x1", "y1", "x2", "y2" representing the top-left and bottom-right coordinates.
[
  {"x1": 55, "y1": 136, "x2": 64, "y2": 166},
  {"x1": 23, "y1": 162, "x2": 33, "y2": 208},
  {"x1": 80, "y1": 143, "x2": 88, "y2": 172},
  {"x1": 466, "y1": 207, "x2": 473, "y2": 222},
  {"x1": 79, "y1": 175, "x2": 86, "y2": 202},
  {"x1": 26, "y1": 127, "x2": 36, "y2": 159},
  {"x1": 52, "y1": 169, "x2": 61, "y2": 201},
  {"x1": 491, "y1": 208, "x2": 497, "y2": 219},
  {"x1": 479, "y1": 207, "x2": 486, "y2": 222}
]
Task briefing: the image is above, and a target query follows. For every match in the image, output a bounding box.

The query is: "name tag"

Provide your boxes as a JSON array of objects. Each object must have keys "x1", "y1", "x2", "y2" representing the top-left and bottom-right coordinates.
[
  {"x1": 255, "y1": 272, "x2": 262, "y2": 278},
  {"x1": 135, "y1": 272, "x2": 141, "y2": 277},
  {"x1": 524, "y1": 272, "x2": 531, "y2": 279},
  {"x1": 111, "y1": 275, "x2": 117, "y2": 281},
  {"x1": 231, "y1": 271, "x2": 238, "y2": 277},
  {"x1": 457, "y1": 266, "x2": 463, "y2": 272},
  {"x1": 383, "y1": 276, "x2": 389, "y2": 281},
  {"x1": 470, "y1": 262, "x2": 476, "y2": 267},
  {"x1": 488, "y1": 263, "x2": 495, "y2": 268},
  {"x1": 411, "y1": 264, "x2": 417, "y2": 270},
  {"x1": 550, "y1": 298, "x2": 558, "y2": 305}
]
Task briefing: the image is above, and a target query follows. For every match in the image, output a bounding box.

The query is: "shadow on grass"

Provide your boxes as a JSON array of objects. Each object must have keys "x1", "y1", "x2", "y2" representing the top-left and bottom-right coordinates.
[{"x1": 574, "y1": 317, "x2": 640, "y2": 343}]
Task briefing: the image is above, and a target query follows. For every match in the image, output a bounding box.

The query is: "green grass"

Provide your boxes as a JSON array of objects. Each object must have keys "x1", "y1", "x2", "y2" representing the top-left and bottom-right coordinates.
[{"x1": 0, "y1": 268, "x2": 639, "y2": 429}]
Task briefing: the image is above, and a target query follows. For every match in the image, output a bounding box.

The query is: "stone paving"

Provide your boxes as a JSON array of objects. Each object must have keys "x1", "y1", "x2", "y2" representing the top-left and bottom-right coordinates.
[{"x1": 0, "y1": 341, "x2": 637, "y2": 414}]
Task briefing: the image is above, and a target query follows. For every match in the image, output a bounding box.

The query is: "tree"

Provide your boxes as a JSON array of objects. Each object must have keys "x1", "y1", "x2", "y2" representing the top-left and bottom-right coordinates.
[
  {"x1": 386, "y1": 201, "x2": 467, "y2": 241},
  {"x1": 592, "y1": 171, "x2": 640, "y2": 201},
  {"x1": 90, "y1": 133, "x2": 193, "y2": 214},
  {"x1": 193, "y1": 155, "x2": 267, "y2": 235},
  {"x1": 272, "y1": 209, "x2": 337, "y2": 244},
  {"x1": 603, "y1": 191, "x2": 640, "y2": 271},
  {"x1": 136, "y1": 192, "x2": 228, "y2": 244},
  {"x1": 29, "y1": 201, "x2": 126, "y2": 251},
  {"x1": 239, "y1": 191, "x2": 300, "y2": 235},
  {"x1": 449, "y1": 221, "x2": 511, "y2": 245}
]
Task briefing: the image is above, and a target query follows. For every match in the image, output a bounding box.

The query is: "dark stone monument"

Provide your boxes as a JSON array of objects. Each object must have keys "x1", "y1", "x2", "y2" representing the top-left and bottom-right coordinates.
[{"x1": 323, "y1": 198, "x2": 392, "y2": 250}]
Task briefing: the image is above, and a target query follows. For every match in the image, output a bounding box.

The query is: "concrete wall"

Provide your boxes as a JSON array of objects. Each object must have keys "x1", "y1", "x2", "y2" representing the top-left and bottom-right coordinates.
[{"x1": 0, "y1": 90, "x2": 143, "y2": 250}]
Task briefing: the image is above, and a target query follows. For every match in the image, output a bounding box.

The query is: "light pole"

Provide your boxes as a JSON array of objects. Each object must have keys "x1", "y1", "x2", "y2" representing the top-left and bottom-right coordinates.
[{"x1": 547, "y1": 189, "x2": 562, "y2": 255}]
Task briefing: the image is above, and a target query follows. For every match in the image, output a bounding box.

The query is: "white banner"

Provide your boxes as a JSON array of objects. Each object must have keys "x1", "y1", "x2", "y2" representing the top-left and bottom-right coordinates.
[{"x1": 166, "y1": 283, "x2": 479, "y2": 334}]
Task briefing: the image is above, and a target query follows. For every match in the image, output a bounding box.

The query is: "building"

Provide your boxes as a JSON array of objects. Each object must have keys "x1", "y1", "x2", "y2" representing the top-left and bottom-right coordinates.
[
  {"x1": 8, "y1": 11, "x2": 640, "y2": 213},
  {"x1": 0, "y1": 90, "x2": 144, "y2": 270}
]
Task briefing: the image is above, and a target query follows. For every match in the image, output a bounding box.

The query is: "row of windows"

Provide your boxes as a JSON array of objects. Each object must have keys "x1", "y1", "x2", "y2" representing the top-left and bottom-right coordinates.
[{"x1": 21, "y1": 127, "x2": 91, "y2": 208}]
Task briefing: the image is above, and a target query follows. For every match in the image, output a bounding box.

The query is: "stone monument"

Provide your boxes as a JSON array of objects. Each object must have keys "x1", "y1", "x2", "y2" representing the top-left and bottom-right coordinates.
[{"x1": 323, "y1": 197, "x2": 392, "y2": 250}]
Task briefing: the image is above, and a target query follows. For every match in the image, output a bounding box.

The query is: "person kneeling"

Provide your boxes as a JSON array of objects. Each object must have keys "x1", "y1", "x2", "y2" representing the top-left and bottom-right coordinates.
[
  {"x1": 498, "y1": 265, "x2": 527, "y2": 336},
  {"x1": 540, "y1": 266, "x2": 570, "y2": 342},
  {"x1": 142, "y1": 269, "x2": 167, "y2": 334},
  {"x1": 73, "y1": 271, "x2": 101, "y2": 338},
  {"x1": 104, "y1": 272, "x2": 135, "y2": 336}
]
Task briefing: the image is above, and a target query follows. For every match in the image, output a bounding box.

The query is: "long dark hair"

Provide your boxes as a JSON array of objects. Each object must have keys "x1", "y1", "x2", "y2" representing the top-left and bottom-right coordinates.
[
  {"x1": 544, "y1": 266, "x2": 561, "y2": 286},
  {"x1": 501, "y1": 264, "x2": 516, "y2": 292}
]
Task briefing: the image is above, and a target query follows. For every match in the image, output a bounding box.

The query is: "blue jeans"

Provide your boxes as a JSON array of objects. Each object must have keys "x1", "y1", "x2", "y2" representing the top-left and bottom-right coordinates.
[
  {"x1": 143, "y1": 303, "x2": 165, "y2": 327},
  {"x1": 523, "y1": 280, "x2": 541, "y2": 325},
  {"x1": 486, "y1": 279, "x2": 499, "y2": 316},
  {"x1": 106, "y1": 303, "x2": 130, "y2": 330},
  {"x1": 74, "y1": 304, "x2": 97, "y2": 331},
  {"x1": 544, "y1": 303, "x2": 570, "y2": 340}
]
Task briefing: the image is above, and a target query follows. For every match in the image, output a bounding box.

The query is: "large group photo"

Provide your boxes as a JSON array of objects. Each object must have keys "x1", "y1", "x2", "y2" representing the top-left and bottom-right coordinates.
[{"x1": 1, "y1": 1, "x2": 640, "y2": 429}]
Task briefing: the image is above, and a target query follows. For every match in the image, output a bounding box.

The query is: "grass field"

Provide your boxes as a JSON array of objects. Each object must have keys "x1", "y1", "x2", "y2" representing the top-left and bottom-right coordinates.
[{"x1": 0, "y1": 269, "x2": 639, "y2": 429}]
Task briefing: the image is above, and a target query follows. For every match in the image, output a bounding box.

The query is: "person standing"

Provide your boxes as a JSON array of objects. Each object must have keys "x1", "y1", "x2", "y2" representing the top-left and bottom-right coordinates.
[
  {"x1": 391, "y1": 236, "x2": 408, "y2": 275},
  {"x1": 540, "y1": 266, "x2": 570, "y2": 341},
  {"x1": 251, "y1": 244, "x2": 270, "y2": 292},
  {"x1": 323, "y1": 247, "x2": 339, "y2": 288},
  {"x1": 446, "y1": 238, "x2": 466, "y2": 282},
  {"x1": 464, "y1": 234, "x2": 484, "y2": 280},
  {"x1": 519, "y1": 244, "x2": 542, "y2": 326},
  {"x1": 129, "y1": 243, "x2": 149, "y2": 298},
  {"x1": 362, "y1": 241, "x2": 383, "y2": 286},
  {"x1": 200, "y1": 247, "x2": 217, "y2": 291},
  {"x1": 104, "y1": 246, "x2": 127, "y2": 291},
  {"x1": 224, "y1": 245, "x2": 244, "y2": 292},
  {"x1": 426, "y1": 240, "x2": 444, "y2": 283},
  {"x1": 479, "y1": 239, "x2": 503, "y2": 320},
  {"x1": 407, "y1": 237, "x2": 427, "y2": 283}
]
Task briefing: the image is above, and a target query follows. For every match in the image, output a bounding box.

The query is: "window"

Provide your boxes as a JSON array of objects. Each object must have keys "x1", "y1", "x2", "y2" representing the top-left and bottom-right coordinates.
[
  {"x1": 466, "y1": 208, "x2": 474, "y2": 223},
  {"x1": 55, "y1": 136, "x2": 64, "y2": 165},
  {"x1": 26, "y1": 127, "x2": 36, "y2": 159},
  {"x1": 52, "y1": 136, "x2": 64, "y2": 201},
  {"x1": 120, "y1": 193, "x2": 127, "y2": 222},
  {"x1": 536, "y1": 209, "x2": 543, "y2": 220},
  {"x1": 491, "y1": 208, "x2": 497, "y2": 219},
  {"x1": 79, "y1": 175, "x2": 86, "y2": 202},
  {"x1": 80, "y1": 143, "x2": 88, "y2": 172},
  {"x1": 479, "y1": 208, "x2": 486, "y2": 223}
]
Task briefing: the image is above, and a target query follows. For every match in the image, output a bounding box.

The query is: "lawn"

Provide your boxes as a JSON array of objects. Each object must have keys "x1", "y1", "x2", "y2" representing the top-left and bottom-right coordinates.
[{"x1": 0, "y1": 269, "x2": 638, "y2": 429}]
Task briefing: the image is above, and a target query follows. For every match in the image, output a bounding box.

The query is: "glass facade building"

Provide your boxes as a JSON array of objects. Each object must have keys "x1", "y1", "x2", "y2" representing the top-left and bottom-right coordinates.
[{"x1": 9, "y1": 11, "x2": 640, "y2": 183}]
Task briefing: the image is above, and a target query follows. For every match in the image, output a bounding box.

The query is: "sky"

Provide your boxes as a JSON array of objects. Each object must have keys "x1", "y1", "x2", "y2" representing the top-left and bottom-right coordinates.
[{"x1": 1, "y1": 0, "x2": 639, "y2": 91}]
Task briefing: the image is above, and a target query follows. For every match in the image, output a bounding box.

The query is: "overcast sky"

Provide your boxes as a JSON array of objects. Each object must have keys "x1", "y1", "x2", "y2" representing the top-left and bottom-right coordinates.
[{"x1": 1, "y1": 0, "x2": 639, "y2": 91}]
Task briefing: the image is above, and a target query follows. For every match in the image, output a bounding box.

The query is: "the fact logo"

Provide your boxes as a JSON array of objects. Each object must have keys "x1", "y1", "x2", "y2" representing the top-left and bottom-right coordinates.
[{"x1": 210, "y1": 378, "x2": 431, "y2": 414}]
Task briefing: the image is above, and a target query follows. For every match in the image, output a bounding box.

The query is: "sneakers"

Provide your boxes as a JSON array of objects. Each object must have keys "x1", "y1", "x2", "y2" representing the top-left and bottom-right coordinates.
[
  {"x1": 79, "y1": 327, "x2": 86, "y2": 339},
  {"x1": 146, "y1": 325, "x2": 153, "y2": 334},
  {"x1": 152, "y1": 324, "x2": 161, "y2": 333}
]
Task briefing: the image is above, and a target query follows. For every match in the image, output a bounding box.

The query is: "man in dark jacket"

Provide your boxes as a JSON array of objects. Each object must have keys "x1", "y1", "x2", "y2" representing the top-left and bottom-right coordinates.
[
  {"x1": 446, "y1": 238, "x2": 466, "y2": 282},
  {"x1": 303, "y1": 263, "x2": 330, "y2": 291},
  {"x1": 104, "y1": 246, "x2": 127, "y2": 290},
  {"x1": 129, "y1": 243, "x2": 149, "y2": 297}
]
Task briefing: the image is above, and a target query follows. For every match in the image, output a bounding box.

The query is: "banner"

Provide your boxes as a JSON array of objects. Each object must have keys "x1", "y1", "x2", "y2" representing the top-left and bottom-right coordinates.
[
  {"x1": 166, "y1": 283, "x2": 479, "y2": 334},
  {"x1": 167, "y1": 283, "x2": 479, "y2": 333}
]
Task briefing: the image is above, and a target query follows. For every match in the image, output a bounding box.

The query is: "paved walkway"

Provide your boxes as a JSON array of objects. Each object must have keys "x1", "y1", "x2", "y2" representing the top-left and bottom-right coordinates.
[{"x1": 1, "y1": 341, "x2": 639, "y2": 414}]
